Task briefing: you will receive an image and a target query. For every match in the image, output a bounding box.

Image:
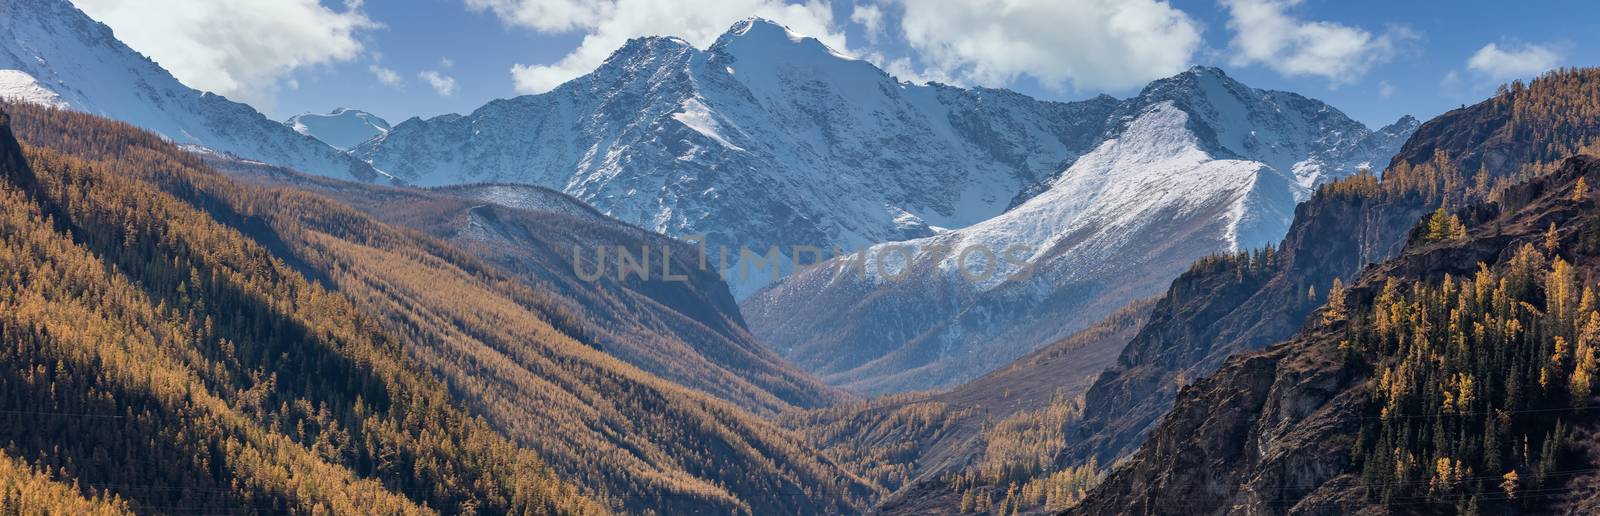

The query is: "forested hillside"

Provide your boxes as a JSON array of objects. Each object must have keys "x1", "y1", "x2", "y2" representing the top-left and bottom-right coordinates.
[
  {"x1": 211, "y1": 158, "x2": 845, "y2": 416},
  {"x1": 0, "y1": 104, "x2": 600, "y2": 514},
  {"x1": 1056, "y1": 68, "x2": 1600, "y2": 481},
  {"x1": 1053, "y1": 67, "x2": 1600, "y2": 514},
  {"x1": 1073, "y1": 154, "x2": 1600, "y2": 514},
  {"x1": 0, "y1": 102, "x2": 872, "y2": 514}
]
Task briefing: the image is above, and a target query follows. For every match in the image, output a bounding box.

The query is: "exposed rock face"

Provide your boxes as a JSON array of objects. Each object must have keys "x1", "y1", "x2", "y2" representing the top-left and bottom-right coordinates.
[
  {"x1": 1072, "y1": 155, "x2": 1600, "y2": 515},
  {"x1": 1070, "y1": 330, "x2": 1367, "y2": 515},
  {"x1": 1063, "y1": 184, "x2": 1431, "y2": 467},
  {"x1": 1056, "y1": 76, "x2": 1600, "y2": 475}
]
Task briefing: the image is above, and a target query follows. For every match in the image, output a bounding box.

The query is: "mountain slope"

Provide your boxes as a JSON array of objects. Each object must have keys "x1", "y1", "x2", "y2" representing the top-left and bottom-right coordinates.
[
  {"x1": 0, "y1": 0, "x2": 378, "y2": 181},
  {"x1": 0, "y1": 103, "x2": 599, "y2": 514},
  {"x1": 286, "y1": 108, "x2": 390, "y2": 150},
  {"x1": 1051, "y1": 67, "x2": 1600, "y2": 500},
  {"x1": 744, "y1": 67, "x2": 1416, "y2": 395},
  {"x1": 2, "y1": 101, "x2": 873, "y2": 514},
  {"x1": 214, "y1": 160, "x2": 844, "y2": 414},
  {"x1": 356, "y1": 18, "x2": 1121, "y2": 297},
  {"x1": 781, "y1": 300, "x2": 1153, "y2": 512},
  {"x1": 1074, "y1": 153, "x2": 1600, "y2": 515}
]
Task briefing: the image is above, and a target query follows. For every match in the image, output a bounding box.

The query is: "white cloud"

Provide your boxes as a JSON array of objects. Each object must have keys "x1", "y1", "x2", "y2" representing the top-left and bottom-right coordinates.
[
  {"x1": 440, "y1": 57, "x2": 455, "y2": 69},
  {"x1": 884, "y1": 0, "x2": 1201, "y2": 92},
  {"x1": 418, "y1": 70, "x2": 457, "y2": 96},
  {"x1": 1467, "y1": 42, "x2": 1562, "y2": 82},
  {"x1": 369, "y1": 65, "x2": 403, "y2": 87},
  {"x1": 463, "y1": 0, "x2": 607, "y2": 32},
  {"x1": 1221, "y1": 0, "x2": 1410, "y2": 84},
  {"x1": 72, "y1": 0, "x2": 376, "y2": 110},
  {"x1": 850, "y1": 3, "x2": 884, "y2": 43},
  {"x1": 467, "y1": 0, "x2": 847, "y2": 94},
  {"x1": 1377, "y1": 80, "x2": 1394, "y2": 99}
]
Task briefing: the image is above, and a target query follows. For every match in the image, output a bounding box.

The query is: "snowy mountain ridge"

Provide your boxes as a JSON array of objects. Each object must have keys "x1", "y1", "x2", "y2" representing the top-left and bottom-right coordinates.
[
  {"x1": 0, "y1": 0, "x2": 377, "y2": 181},
  {"x1": 893, "y1": 67, "x2": 1419, "y2": 288},
  {"x1": 357, "y1": 19, "x2": 1412, "y2": 303},
  {"x1": 285, "y1": 108, "x2": 390, "y2": 150},
  {"x1": 356, "y1": 17, "x2": 1122, "y2": 296},
  {"x1": 741, "y1": 66, "x2": 1418, "y2": 394}
]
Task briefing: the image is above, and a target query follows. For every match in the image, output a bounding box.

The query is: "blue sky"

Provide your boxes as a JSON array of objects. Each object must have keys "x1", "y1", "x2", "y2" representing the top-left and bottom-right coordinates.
[{"x1": 73, "y1": 0, "x2": 1600, "y2": 129}]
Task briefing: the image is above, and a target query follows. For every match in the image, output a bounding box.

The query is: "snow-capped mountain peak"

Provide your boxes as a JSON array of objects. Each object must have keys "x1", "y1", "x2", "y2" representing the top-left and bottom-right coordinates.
[
  {"x1": 0, "y1": 0, "x2": 377, "y2": 181},
  {"x1": 741, "y1": 64, "x2": 1415, "y2": 394},
  {"x1": 357, "y1": 17, "x2": 1122, "y2": 296},
  {"x1": 1110, "y1": 65, "x2": 1393, "y2": 198},
  {"x1": 712, "y1": 17, "x2": 857, "y2": 62}
]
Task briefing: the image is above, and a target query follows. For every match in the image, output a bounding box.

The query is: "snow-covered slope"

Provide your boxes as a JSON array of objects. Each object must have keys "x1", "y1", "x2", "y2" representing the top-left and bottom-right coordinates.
[
  {"x1": 742, "y1": 67, "x2": 1418, "y2": 394},
  {"x1": 0, "y1": 0, "x2": 377, "y2": 181},
  {"x1": 285, "y1": 108, "x2": 389, "y2": 150},
  {"x1": 0, "y1": 69, "x2": 67, "y2": 108},
  {"x1": 357, "y1": 18, "x2": 1119, "y2": 296}
]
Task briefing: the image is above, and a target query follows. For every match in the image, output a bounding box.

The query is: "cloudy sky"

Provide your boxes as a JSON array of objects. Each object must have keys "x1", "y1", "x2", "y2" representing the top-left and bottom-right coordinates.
[{"x1": 71, "y1": 0, "x2": 1600, "y2": 128}]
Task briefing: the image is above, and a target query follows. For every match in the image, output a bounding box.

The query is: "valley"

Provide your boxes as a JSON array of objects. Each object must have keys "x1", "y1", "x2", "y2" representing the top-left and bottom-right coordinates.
[{"x1": 2, "y1": 1, "x2": 1598, "y2": 514}]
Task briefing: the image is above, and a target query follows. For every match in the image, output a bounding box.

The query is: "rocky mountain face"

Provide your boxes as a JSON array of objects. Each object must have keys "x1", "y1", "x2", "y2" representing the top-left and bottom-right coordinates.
[
  {"x1": 743, "y1": 66, "x2": 1416, "y2": 395},
  {"x1": 356, "y1": 18, "x2": 1124, "y2": 297},
  {"x1": 1073, "y1": 154, "x2": 1600, "y2": 515},
  {"x1": 0, "y1": 0, "x2": 377, "y2": 181},
  {"x1": 285, "y1": 108, "x2": 390, "y2": 150},
  {"x1": 1054, "y1": 68, "x2": 1600, "y2": 511}
]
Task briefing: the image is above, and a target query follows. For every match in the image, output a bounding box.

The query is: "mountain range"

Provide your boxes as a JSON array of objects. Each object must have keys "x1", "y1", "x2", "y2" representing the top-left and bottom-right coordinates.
[
  {"x1": 354, "y1": 21, "x2": 1416, "y2": 310},
  {"x1": 744, "y1": 66, "x2": 1417, "y2": 394},
  {"x1": 355, "y1": 18, "x2": 1125, "y2": 297},
  {"x1": 347, "y1": 20, "x2": 1414, "y2": 398},
  {"x1": 7, "y1": 0, "x2": 1600, "y2": 514},
  {"x1": 0, "y1": 0, "x2": 378, "y2": 181}
]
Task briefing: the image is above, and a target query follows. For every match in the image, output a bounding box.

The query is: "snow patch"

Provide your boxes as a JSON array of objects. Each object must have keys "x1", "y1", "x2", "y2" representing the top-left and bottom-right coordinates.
[
  {"x1": 672, "y1": 97, "x2": 746, "y2": 151},
  {"x1": 0, "y1": 70, "x2": 68, "y2": 108}
]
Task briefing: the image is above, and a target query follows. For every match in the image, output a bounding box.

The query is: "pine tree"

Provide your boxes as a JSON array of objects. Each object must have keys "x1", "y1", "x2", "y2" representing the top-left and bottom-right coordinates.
[
  {"x1": 1424, "y1": 207, "x2": 1467, "y2": 243},
  {"x1": 1324, "y1": 278, "x2": 1348, "y2": 324}
]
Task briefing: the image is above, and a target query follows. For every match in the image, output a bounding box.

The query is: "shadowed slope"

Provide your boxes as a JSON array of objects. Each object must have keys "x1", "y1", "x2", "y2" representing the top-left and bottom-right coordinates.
[
  {"x1": 1, "y1": 102, "x2": 874, "y2": 515},
  {"x1": 0, "y1": 103, "x2": 601, "y2": 514},
  {"x1": 214, "y1": 162, "x2": 846, "y2": 415}
]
